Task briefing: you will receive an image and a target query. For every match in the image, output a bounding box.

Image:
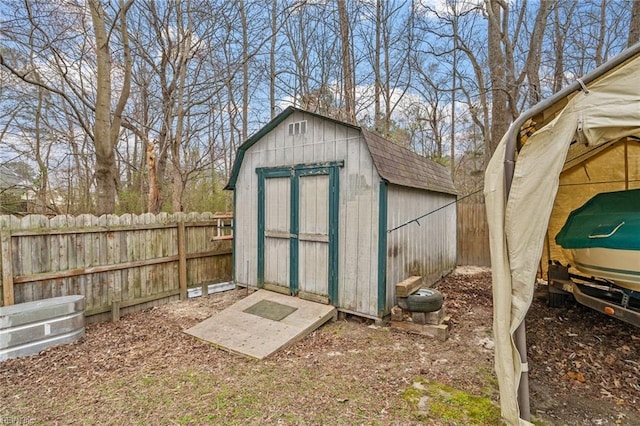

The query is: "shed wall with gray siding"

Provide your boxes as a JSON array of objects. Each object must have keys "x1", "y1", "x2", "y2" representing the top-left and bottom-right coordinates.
[{"x1": 385, "y1": 185, "x2": 457, "y2": 311}]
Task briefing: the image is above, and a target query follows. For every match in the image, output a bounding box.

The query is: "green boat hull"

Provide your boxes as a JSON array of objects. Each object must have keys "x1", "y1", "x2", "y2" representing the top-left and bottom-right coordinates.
[{"x1": 556, "y1": 189, "x2": 640, "y2": 290}]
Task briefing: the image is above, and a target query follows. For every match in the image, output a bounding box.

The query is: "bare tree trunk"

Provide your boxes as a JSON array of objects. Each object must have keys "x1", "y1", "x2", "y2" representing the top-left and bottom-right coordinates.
[
  {"x1": 337, "y1": 0, "x2": 356, "y2": 124},
  {"x1": 485, "y1": 0, "x2": 509, "y2": 160},
  {"x1": 171, "y1": 14, "x2": 192, "y2": 213},
  {"x1": 26, "y1": 19, "x2": 50, "y2": 214},
  {"x1": 89, "y1": 0, "x2": 117, "y2": 215},
  {"x1": 294, "y1": 8, "x2": 309, "y2": 104},
  {"x1": 34, "y1": 85, "x2": 49, "y2": 214},
  {"x1": 450, "y1": 1, "x2": 458, "y2": 180},
  {"x1": 457, "y1": 41, "x2": 491, "y2": 158},
  {"x1": 89, "y1": 0, "x2": 132, "y2": 215},
  {"x1": 227, "y1": 79, "x2": 238, "y2": 171},
  {"x1": 594, "y1": 0, "x2": 607, "y2": 67},
  {"x1": 147, "y1": 141, "x2": 160, "y2": 213},
  {"x1": 629, "y1": 0, "x2": 640, "y2": 47},
  {"x1": 111, "y1": 0, "x2": 132, "y2": 175},
  {"x1": 240, "y1": 0, "x2": 249, "y2": 140},
  {"x1": 270, "y1": 0, "x2": 277, "y2": 119},
  {"x1": 138, "y1": 1, "x2": 173, "y2": 214},
  {"x1": 383, "y1": 4, "x2": 391, "y2": 136},
  {"x1": 374, "y1": 0, "x2": 382, "y2": 133},
  {"x1": 133, "y1": 69, "x2": 157, "y2": 214},
  {"x1": 552, "y1": 5, "x2": 566, "y2": 93},
  {"x1": 62, "y1": 101, "x2": 81, "y2": 213},
  {"x1": 525, "y1": 1, "x2": 552, "y2": 106}
]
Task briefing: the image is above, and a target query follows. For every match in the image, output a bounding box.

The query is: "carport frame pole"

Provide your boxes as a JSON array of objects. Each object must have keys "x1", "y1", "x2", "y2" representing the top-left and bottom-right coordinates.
[{"x1": 502, "y1": 42, "x2": 640, "y2": 423}]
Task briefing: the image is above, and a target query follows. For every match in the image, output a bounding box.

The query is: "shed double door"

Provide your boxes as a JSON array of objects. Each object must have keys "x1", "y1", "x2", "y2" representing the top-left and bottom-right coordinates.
[{"x1": 257, "y1": 163, "x2": 340, "y2": 304}]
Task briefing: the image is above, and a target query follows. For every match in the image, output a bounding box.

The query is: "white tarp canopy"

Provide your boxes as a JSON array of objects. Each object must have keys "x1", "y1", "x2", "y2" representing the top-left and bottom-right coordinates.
[{"x1": 484, "y1": 45, "x2": 640, "y2": 426}]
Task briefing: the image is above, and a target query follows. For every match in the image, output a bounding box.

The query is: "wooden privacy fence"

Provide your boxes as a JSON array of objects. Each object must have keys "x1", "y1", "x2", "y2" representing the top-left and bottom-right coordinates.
[
  {"x1": 456, "y1": 202, "x2": 491, "y2": 267},
  {"x1": 0, "y1": 212, "x2": 233, "y2": 320}
]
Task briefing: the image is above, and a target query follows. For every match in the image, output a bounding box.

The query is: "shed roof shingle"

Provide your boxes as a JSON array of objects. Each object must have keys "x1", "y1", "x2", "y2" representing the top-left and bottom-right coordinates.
[
  {"x1": 362, "y1": 129, "x2": 457, "y2": 195},
  {"x1": 226, "y1": 106, "x2": 457, "y2": 195}
]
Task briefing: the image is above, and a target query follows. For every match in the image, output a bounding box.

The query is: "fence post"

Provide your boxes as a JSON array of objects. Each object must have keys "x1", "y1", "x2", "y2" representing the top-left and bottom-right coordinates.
[
  {"x1": 1, "y1": 227, "x2": 14, "y2": 306},
  {"x1": 111, "y1": 300, "x2": 120, "y2": 322},
  {"x1": 178, "y1": 221, "x2": 187, "y2": 300}
]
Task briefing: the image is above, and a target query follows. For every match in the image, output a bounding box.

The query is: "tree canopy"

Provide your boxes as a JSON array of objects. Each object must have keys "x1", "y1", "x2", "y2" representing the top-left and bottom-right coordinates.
[{"x1": 0, "y1": 0, "x2": 636, "y2": 215}]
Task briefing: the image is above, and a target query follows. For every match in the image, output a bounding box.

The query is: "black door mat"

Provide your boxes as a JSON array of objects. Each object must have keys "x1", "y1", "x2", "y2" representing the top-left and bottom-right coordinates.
[{"x1": 243, "y1": 299, "x2": 298, "y2": 321}]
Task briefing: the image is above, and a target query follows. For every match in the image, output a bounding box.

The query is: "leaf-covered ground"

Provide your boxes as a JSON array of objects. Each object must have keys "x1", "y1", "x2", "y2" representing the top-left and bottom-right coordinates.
[{"x1": 1, "y1": 268, "x2": 638, "y2": 425}]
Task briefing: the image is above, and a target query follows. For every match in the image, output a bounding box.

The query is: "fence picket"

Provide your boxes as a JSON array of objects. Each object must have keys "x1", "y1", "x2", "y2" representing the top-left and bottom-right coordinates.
[
  {"x1": 1, "y1": 225, "x2": 13, "y2": 306},
  {"x1": 456, "y1": 203, "x2": 491, "y2": 267}
]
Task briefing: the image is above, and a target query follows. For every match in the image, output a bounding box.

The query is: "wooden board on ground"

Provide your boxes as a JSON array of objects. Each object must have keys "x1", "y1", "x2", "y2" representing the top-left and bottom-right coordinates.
[
  {"x1": 185, "y1": 290, "x2": 336, "y2": 359},
  {"x1": 395, "y1": 276, "x2": 423, "y2": 297},
  {"x1": 390, "y1": 319, "x2": 450, "y2": 342}
]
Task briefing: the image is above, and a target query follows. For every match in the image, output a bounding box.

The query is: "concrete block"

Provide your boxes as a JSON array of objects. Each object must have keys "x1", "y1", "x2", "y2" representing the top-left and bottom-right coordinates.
[
  {"x1": 412, "y1": 307, "x2": 445, "y2": 325},
  {"x1": 391, "y1": 305, "x2": 404, "y2": 322}
]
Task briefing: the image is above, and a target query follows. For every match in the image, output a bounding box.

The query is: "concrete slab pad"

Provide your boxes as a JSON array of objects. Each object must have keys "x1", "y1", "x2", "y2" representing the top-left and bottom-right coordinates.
[{"x1": 185, "y1": 290, "x2": 336, "y2": 359}]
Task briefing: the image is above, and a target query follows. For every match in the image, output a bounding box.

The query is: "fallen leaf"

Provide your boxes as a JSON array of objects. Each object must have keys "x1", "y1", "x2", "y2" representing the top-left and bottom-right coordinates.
[
  {"x1": 566, "y1": 371, "x2": 586, "y2": 383},
  {"x1": 601, "y1": 388, "x2": 614, "y2": 398}
]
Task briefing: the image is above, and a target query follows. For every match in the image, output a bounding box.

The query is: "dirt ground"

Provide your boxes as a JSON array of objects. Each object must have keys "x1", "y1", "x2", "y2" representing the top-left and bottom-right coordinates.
[{"x1": 1, "y1": 268, "x2": 639, "y2": 425}]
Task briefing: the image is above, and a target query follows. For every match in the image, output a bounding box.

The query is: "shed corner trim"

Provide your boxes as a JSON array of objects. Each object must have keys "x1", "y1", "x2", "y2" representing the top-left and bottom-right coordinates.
[{"x1": 377, "y1": 180, "x2": 388, "y2": 315}]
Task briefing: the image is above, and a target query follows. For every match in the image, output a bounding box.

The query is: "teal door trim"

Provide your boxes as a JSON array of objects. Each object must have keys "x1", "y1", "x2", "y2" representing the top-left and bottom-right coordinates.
[
  {"x1": 257, "y1": 167, "x2": 291, "y2": 287},
  {"x1": 377, "y1": 181, "x2": 388, "y2": 315},
  {"x1": 256, "y1": 161, "x2": 343, "y2": 303},
  {"x1": 289, "y1": 170, "x2": 300, "y2": 294},
  {"x1": 232, "y1": 190, "x2": 237, "y2": 284},
  {"x1": 256, "y1": 169, "x2": 265, "y2": 287},
  {"x1": 328, "y1": 166, "x2": 340, "y2": 305}
]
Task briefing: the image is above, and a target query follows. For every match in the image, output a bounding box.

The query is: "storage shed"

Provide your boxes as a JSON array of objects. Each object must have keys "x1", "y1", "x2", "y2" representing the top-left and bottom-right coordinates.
[{"x1": 226, "y1": 107, "x2": 457, "y2": 319}]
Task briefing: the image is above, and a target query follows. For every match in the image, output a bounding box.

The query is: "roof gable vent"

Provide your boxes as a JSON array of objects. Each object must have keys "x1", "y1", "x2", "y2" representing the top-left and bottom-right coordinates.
[{"x1": 288, "y1": 120, "x2": 307, "y2": 136}]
